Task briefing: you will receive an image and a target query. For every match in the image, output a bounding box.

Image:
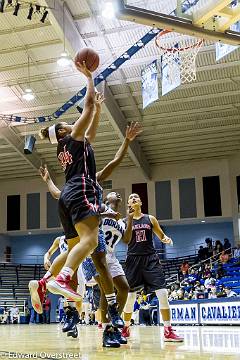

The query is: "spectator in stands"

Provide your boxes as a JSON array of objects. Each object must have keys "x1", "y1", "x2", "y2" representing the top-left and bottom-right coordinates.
[
  {"x1": 9, "y1": 304, "x2": 19, "y2": 324},
  {"x1": 225, "y1": 286, "x2": 237, "y2": 298},
  {"x1": 187, "y1": 269, "x2": 199, "y2": 285},
  {"x1": 223, "y1": 238, "x2": 231, "y2": 255},
  {"x1": 208, "y1": 287, "x2": 217, "y2": 299},
  {"x1": 203, "y1": 263, "x2": 212, "y2": 279},
  {"x1": 219, "y1": 250, "x2": 230, "y2": 264},
  {"x1": 216, "y1": 263, "x2": 225, "y2": 280},
  {"x1": 204, "y1": 273, "x2": 216, "y2": 289},
  {"x1": 180, "y1": 260, "x2": 190, "y2": 275},
  {"x1": 217, "y1": 285, "x2": 227, "y2": 298},
  {"x1": 198, "y1": 246, "x2": 207, "y2": 261},
  {"x1": 213, "y1": 240, "x2": 223, "y2": 258},
  {"x1": 139, "y1": 296, "x2": 151, "y2": 326},
  {"x1": 177, "y1": 288, "x2": 185, "y2": 300},
  {"x1": 233, "y1": 244, "x2": 240, "y2": 258},
  {"x1": 43, "y1": 296, "x2": 51, "y2": 324},
  {"x1": 205, "y1": 238, "x2": 213, "y2": 257},
  {"x1": 0, "y1": 304, "x2": 8, "y2": 324}
]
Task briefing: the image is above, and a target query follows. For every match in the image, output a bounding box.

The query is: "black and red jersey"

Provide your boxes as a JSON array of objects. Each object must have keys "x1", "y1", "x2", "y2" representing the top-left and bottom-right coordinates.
[
  {"x1": 127, "y1": 214, "x2": 155, "y2": 256},
  {"x1": 57, "y1": 135, "x2": 96, "y2": 183}
]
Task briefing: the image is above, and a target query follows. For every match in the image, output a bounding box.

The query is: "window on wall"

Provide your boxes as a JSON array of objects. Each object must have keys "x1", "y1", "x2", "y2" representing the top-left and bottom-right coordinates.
[
  {"x1": 202, "y1": 176, "x2": 222, "y2": 217},
  {"x1": 47, "y1": 192, "x2": 60, "y2": 228},
  {"x1": 7, "y1": 195, "x2": 20, "y2": 231},
  {"x1": 27, "y1": 193, "x2": 40, "y2": 229},
  {"x1": 132, "y1": 183, "x2": 148, "y2": 214},
  {"x1": 179, "y1": 178, "x2": 197, "y2": 218},
  {"x1": 155, "y1": 181, "x2": 172, "y2": 220}
]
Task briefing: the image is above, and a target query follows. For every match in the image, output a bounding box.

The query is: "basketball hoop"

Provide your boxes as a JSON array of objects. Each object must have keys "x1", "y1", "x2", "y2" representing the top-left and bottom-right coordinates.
[{"x1": 156, "y1": 30, "x2": 204, "y2": 84}]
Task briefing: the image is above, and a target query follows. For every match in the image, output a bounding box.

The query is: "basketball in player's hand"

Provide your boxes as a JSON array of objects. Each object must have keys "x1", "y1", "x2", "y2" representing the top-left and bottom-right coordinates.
[{"x1": 74, "y1": 48, "x2": 100, "y2": 72}]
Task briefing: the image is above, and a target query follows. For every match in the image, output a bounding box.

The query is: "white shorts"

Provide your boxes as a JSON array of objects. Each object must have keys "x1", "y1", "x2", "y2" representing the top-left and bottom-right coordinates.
[{"x1": 106, "y1": 252, "x2": 125, "y2": 278}]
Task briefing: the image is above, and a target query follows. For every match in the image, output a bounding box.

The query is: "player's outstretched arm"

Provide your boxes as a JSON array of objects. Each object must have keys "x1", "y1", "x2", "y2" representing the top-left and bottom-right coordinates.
[
  {"x1": 85, "y1": 92, "x2": 105, "y2": 143},
  {"x1": 97, "y1": 121, "x2": 142, "y2": 182},
  {"x1": 44, "y1": 237, "x2": 60, "y2": 270},
  {"x1": 71, "y1": 62, "x2": 95, "y2": 141},
  {"x1": 150, "y1": 215, "x2": 173, "y2": 246},
  {"x1": 39, "y1": 165, "x2": 61, "y2": 200}
]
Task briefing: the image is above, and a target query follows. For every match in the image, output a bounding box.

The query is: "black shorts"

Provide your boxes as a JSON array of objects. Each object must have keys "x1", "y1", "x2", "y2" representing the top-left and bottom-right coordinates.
[
  {"x1": 125, "y1": 253, "x2": 166, "y2": 293},
  {"x1": 59, "y1": 176, "x2": 100, "y2": 239}
]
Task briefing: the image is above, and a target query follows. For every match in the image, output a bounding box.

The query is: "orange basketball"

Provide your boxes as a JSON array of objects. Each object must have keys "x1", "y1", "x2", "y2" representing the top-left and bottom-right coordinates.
[{"x1": 74, "y1": 48, "x2": 100, "y2": 72}]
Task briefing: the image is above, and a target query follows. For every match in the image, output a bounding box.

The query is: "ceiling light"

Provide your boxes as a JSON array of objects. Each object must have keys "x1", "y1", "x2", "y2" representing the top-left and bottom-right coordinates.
[
  {"x1": 57, "y1": 52, "x2": 71, "y2": 67},
  {"x1": 13, "y1": 1, "x2": 20, "y2": 16},
  {"x1": 27, "y1": 4, "x2": 34, "y2": 20},
  {"x1": 22, "y1": 88, "x2": 35, "y2": 101},
  {"x1": 102, "y1": 2, "x2": 115, "y2": 19},
  {"x1": 40, "y1": 9, "x2": 48, "y2": 23},
  {"x1": 201, "y1": 220, "x2": 205, "y2": 223},
  {"x1": 0, "y1": 0, "x2": 5, "y2": 13}
]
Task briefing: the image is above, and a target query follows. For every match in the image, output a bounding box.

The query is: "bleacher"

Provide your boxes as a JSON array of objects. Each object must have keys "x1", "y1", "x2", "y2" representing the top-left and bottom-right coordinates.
[
  {"x1": 0, "y1": 263, "x2": 45, "y2": 316},
  {"x1": 213, "y1": 262, "x2": 240, "y2": 295}
]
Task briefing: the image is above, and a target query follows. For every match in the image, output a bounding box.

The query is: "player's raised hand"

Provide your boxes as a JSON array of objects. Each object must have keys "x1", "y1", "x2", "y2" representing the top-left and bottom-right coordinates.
[
  {"x1": 39, "y1": 165, "x2": 50, "y2": 183},
  {"x1": 127, "y1": 205, "x2": 135, "y2": 218},
  {"x1": 126, "y1": 121, "x2": 143, "y2": 141},
  {"x1": 44, "y1": 253, "x2": 51, "y2": 270},
  {"x1": 75, "y1": 61, "x2": 92, "y2": 78},
  {"x1": 95, "y1": 92, "x2": 105, "y2": 109}
]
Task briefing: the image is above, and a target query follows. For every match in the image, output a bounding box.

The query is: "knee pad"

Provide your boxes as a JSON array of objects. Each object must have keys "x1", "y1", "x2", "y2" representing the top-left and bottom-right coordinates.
[
  {"x1": 156, "y1": 289, "x2": 170, "y2": 310},
  {"x1": 123, "y1": 291, "x2": 136, "y2": 313}
]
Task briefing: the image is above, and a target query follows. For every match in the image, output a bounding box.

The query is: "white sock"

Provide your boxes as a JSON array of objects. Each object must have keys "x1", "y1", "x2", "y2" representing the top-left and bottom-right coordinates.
[
  {"x1": 59, "y1": 267, "x2": 74, "y2": 279},
  {"x1": 43, "y1": 271, "x2": 52, "y2": 281},
  {"x1": 106, "y1": 293, "x2": 116, "y2": 306},
  {"x1": 164, "y1": 321, "x2": 171, "y2": 327}
]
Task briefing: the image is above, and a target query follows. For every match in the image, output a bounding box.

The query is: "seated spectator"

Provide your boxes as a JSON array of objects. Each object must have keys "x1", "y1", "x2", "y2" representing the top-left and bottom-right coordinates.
[
  {"x1": 0, "y1": 305, "x2": 8, "y2": 324},
  {"x1": 233, "y1": 244, "x2": 240, "y2": 259},
  {"x1": 187, "y1": 269, "x2": 199, "y2": 284},
  {"x1": 225, "y1": 286, "x2": 237, "y2": 298},
  {"x1": 223, "y1": 238, "x2": 232, "y2": 254},
  {"x1": 217, "y1": 285, "x2": 227, "y2": 298},
  {"x1": 216, "y1": 263, "x2": 225, "y2": 280},
  {"x1": 213, "y1": 240, "x2": 223, "y2": 257},
  {"x1": 177, "y1": 288, "x2": 185, "y2": 300},
  {"x1": 204, "y1": 273, "x2": 216, "y2": 289},
  {"x1": 219, "y1": 250, "x2": 230, "y2": 264},
  {"x1": 203, "y1": 263, "x2": 212, "y2": 278},
  {"x1": 180, "y1": 260, "x2": 190, "y2": 275},
  {"x1": 9, "y1": 304, "x2": 19, "y2": 324},
  {"x1": 209, "y1": 287, "x2": 217, "y2": 299}
]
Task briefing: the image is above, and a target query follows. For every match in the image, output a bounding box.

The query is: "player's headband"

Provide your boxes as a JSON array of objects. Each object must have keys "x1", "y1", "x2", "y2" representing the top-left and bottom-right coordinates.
[{"x1": 48, "y1": 124, "x2": 58, "y2": 144}]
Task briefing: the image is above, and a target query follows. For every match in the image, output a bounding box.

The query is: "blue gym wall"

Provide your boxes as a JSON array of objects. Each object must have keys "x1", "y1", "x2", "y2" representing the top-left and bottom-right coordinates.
[
  {"x1": 9, "y1": 232, "x2": 63, "y2": 264},
  {"x1": 3, "y1": 221, "x2": 234, "y2": 264}
]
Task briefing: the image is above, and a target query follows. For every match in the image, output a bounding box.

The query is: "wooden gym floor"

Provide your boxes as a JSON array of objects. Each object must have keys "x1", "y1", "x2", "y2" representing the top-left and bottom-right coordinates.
[{"x1": 0, "y1": 324, "x2": 239, "y2": 359}]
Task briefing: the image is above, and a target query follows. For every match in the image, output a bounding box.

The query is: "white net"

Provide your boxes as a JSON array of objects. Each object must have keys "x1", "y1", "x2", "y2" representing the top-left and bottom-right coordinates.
[{"x1": 156, "y1": 31, "x2": 203, "y2": 83}]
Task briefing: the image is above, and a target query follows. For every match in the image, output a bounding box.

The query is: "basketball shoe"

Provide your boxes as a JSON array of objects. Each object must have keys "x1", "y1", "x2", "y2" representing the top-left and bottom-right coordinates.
[
  {"x1": 28, "y1": 279, "x2": 47, "y2": 314},
  {"x1": 121, "y1": 325, "x2": 130, "y2": 338},
  {"x1": 164, "y1": 326, "x2": 184, "y2": 342},
  {"x1": 47, "y1": 274, "x2": 82, "y2": 301},
  {"x1": 102, "y1": 325, "x2": 120, "y2": 348},
  {"x1": 108, "y1": 303, "x2": 124, "y2": 328}
]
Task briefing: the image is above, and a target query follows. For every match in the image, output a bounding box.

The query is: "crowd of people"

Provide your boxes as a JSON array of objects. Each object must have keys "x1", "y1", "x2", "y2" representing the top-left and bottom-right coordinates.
[
  {"x1": 0, "y1": 303, "x2": 20, "y2": 324},
  {"x1": 167, "y1": 238, "x2": 240, "y2": 302}
]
